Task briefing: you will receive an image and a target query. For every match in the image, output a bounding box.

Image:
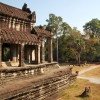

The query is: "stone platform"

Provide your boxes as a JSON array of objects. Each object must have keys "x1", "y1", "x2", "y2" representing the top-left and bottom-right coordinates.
[{"x1": 0, "y1": 63, "x2": 77, "y2": 100}]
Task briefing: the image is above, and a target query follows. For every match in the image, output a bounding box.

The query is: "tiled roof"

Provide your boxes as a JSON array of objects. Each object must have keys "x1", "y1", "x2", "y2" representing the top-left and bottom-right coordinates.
[
  {"x1": 0, "y1": 2, "x2": 31, "y2": 21},
  {"x1": 0, "y1": 29, "x2": 39, "y2": 45},
  {"x1": 32, "y1": 28, "x2": 53, "y2": 37}
]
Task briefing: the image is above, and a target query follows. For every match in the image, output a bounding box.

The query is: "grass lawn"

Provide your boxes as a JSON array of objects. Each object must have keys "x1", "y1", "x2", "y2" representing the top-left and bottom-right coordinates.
[
  {"x1": 58, "y1": 79, "x2": 100, "y2": 100},
  {"x1": 58, "y1": 64, "x2": 100, "y2": 100}
]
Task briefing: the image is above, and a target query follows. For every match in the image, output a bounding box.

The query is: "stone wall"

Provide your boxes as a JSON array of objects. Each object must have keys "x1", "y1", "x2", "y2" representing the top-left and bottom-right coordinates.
[{"x1": 0, "y1": 64, "x2": 77, "y2": 100}]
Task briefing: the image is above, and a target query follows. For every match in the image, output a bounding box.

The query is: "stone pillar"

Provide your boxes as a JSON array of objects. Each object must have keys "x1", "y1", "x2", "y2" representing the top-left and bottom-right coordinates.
[
  {"x1": 0, "y1": 43, "x2": 2, "y2": 67},
  {"x1": 37, "y1": 44, "x2": 40, "y2": 64},
  {"x1": 8, "y1": 17, "x2": 12, "y2": 29},
  {"x1": 30, "y1": 22, "x2": 33, "y2": 30},
  {"x1": 32, "y1": 49, "x2": 35, "y2": 61},
  {"x1": 0, "y1": 30, "x2": 2, "y2": 67},
  {"x1": 11, "y1": 44, "x2": 17, "y2": 63},
  {"x1": 41, "y1": 40, "x2": 45, "y2": 63},
  {"x1": 28, "y1": 47, "x2": 32, "y2": 64},
  {"x1": 48, "y1": 37, "x2": 53, "y2": 62},
  {"x1": 12, "y1": 18, "x2": 15, "y2": 30},
  {"x1": 16, "y1": 45, "x2": 18, "y2": 62},
  {"x1": 35, "y1": 45, "x2": 38, "y2": 63},
  {"x1": 20, "y1": 21, "x2": 23, "y2": 32},
  {"x1": 19, "y1": 43, "x2": 25, "y2": 67}
]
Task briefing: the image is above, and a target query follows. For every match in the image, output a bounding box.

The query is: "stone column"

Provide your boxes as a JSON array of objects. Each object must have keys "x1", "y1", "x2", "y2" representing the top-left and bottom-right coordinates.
[
  {"x1": 11, "y1": 44, "x2": 17, "y2": 63},
  {"x1": 8, "y1": 17, "x2": 12, "y2": 29},
  {"x1": 28, "y1": 47, "x2": 32, "y2": 64},
  {"x1": 0, "y1": 43, "x2": 2, "y2": 67},
  {"x1": 0, "y1": 30, "x2": 2, "y2": 67},
  {"x1": 16, "y1": 45, "x2": 18, "y2": 62},
  {"x1": 41, "y1": 39, "x2": 45, "y2": 63},
  {"x1": 12, "y1": 18, "x2": 15, "y2": 30},
  {"x1": 37, "y1": 44, "x2": 40, "y2": 64},
  {"x1": 48, "y1": 37, "x2": 53, "y2": 62},
  {"x1": 20, "y1": 22, "x2": 23, "y2": 32},
  {"x1": 35, "y1": 45, "x2": 38, "y2": 63},
  {"x1": 19, "y1": 43, "x2": 25, "y2": 67}
]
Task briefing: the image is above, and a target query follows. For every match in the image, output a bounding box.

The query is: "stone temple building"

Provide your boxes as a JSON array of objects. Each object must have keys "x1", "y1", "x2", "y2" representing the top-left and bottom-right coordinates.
[
  {"x1": 0, "y1": 2, "x2": 53, "y2": 68},
  {"x1": 0, "y1": 2, "x2": 77, "y2": 100}
]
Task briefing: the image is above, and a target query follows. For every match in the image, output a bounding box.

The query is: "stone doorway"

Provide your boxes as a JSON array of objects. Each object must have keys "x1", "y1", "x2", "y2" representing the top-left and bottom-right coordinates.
[{"x1": 2, "y1": 43, "x2": 10, "y2": 61}]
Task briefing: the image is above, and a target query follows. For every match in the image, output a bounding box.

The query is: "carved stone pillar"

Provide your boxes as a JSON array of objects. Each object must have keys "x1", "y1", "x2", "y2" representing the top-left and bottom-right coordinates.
[
  {"x1": 0, "y1": 30, "x2": 2, "y2": 67},
  {"x1": 48, "y1": 37, "x2": 53, "y2": 62},
  {"x1": 19, "y1": 43, "x2": 25, "y2": 67},
  {"x1": 30, "y1": 22, "x2": 33, "y2": 30},
  {"x1": 28, "y1": 47, "x2": 32, "y2": 64},
  {"x1": 37, "y1": 44, "x2": 40, "y2": 64},
  {"x1": 20, "y1": 21, "x2": 24, "y2": 32},
  {"x1": 12, "y1": 18, "x2": 15, "y2": 29},
  {"x1": 0, "y1": 43, "x2": 2, "y2": 67},
  {"x1": 11, "y1": 44, "x2": 17, "y2": 63},
  {"x1": 8, "y1": 17, "x2": 12, "y2": 29},
  {"x1": 41, "y1": 39, "x2": 45, "y2": 63}
]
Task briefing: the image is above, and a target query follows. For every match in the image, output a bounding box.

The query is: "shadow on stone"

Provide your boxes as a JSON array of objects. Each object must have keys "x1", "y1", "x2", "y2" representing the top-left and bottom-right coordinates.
[{"x1": 75, "y1": 87, "x2": 91, "y2": 98}]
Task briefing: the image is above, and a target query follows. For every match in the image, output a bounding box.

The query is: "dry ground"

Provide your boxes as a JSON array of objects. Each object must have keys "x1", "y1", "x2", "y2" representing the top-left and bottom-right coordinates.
[
  {"x1": 80, "y1": 67, "x2": 100, "y2": 78},
  {"x1": 58, "y1": 79, "x2": 100, "y2": 100},
  {"x1": 72, "y1": 64, "x2": 97, "y2": 73},
  {"x1": 58, "y1": 64, "x2": 100, "y2": 100}
]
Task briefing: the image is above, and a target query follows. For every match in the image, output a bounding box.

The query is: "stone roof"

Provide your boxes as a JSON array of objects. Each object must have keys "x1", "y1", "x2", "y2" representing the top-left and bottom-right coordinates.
[
  {"x1": 0, "y1": 2, "x2": 35, "y2": 22},
  {"x1": 32, "y1": 27, "x2": 53, "y2": 38},
  {"x1": 0, "y1": 29, "x2": 39, "y2": 45}
]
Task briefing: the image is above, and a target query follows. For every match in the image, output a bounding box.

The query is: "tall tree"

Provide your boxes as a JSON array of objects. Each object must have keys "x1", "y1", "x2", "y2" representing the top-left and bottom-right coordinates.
[
  {"x1": 75, "y1": 39, "x2": 85, "y2": 66},
  {"x1": 83, "y1": 18, "x2": 100, "y2": 39},
  {"x1": 46, "y1": 14, "x2": 63, "y2": 37},
  {"x1": 46, "y1": 14, "x2": 63, "y2": 62},
  {"x1": 61, "y1": 22, "x2": 72, "y2": 35}
]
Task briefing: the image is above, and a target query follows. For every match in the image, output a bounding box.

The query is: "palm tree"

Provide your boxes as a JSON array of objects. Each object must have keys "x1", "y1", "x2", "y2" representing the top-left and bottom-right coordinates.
[{"x1": 75, "y1": 39, "x2": 85, "y2": 66}]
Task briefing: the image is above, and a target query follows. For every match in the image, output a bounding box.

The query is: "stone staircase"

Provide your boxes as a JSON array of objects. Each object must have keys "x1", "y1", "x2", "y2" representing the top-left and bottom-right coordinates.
[
  {"x1": 2, "y1": 62, "x2": 11, "y2": 67},
  {"x1": 11, "y1": 62, "x2": 19, "y2": 67},
  {"x1": 2, "y1": 61, "x2": 19, "y2": 67}
]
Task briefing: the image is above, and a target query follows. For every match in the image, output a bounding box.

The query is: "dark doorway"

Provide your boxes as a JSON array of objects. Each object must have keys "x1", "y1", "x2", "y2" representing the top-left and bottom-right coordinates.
[{"x1": 2, "y1": 43, "x2": 11, "y2": 61}]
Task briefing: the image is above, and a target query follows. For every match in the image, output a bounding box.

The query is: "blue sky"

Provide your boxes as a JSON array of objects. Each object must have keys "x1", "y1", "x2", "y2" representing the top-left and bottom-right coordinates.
[{"x1": 0, "y1": 0, "x2": 100, "y2": 32}]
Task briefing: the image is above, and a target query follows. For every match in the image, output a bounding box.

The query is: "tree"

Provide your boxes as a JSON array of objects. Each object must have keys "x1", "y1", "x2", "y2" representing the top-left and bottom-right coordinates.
[
  {"x1": 75, "y1": 39, "x2": 85, "y2": 66},
  {"x1": 46, "y1": 14, "x2": 63, "y2": 62},
  {"x1": 46, "y1": 13, "x2": 63, "y2": 37},
  {"x1": 60, "y1": 22, "x2": 72, "y2": 36},
  {"x1": 83, "y1": 18, "x2": 100, "y2": 39}
]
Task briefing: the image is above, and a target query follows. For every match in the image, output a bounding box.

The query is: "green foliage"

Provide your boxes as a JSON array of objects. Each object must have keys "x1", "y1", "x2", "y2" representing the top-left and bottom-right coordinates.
[
  {"x1": 83, "y1": 18, "x2": 100, "y2": 39},
  {"x1": 4, "y1": 47, "x2": 10, "y2": 61},
  {"x1": 46, "y1": 13, "x2": 63, "y2": 36},
  {"x1": 44, "y1": 14, "x2": 100, "y2": 63}
]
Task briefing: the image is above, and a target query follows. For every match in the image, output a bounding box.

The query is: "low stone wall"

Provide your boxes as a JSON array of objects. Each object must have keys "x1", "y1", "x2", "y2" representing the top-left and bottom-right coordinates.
[{"x1": 0, "y1": 64, "x2": 77, "y2": 100}]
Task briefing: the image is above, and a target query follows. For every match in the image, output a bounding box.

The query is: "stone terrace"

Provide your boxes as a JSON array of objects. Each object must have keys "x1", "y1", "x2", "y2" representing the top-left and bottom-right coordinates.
[{"x1": 0, "y1": 64, "x2": 77, "y2": 100}]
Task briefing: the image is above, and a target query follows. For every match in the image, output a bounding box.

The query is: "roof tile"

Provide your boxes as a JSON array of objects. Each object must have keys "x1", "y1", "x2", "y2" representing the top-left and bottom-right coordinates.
[
  {"x1": 0, "y1": 2, "x2": 31, "y2": 21},
  {"x1": 1, "y1": 29, "x2": 39, "y2": 44}
]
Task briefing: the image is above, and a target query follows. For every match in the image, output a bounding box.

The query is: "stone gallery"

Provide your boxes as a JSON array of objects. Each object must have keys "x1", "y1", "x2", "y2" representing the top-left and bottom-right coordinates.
[{"x1": 0, "y1": 2, "x2": 77, "y2": 100}]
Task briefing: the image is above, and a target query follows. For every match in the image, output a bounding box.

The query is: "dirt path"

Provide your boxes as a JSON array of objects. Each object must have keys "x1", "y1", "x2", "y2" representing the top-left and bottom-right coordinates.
[
  {"x1": 78, "y1": 65, "x2": 100, "y2": 75},
  {"x1": 77, "y1": 65, "x2": 100, "y2": 84}
]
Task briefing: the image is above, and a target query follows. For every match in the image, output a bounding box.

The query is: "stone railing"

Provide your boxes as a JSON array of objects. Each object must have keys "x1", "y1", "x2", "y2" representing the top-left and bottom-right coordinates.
[
  {"x1": 0, "y1": 63, "x2": 59, "y2": 85},
  {"x1": 0, "y1": 65, "x2": 46, "y2": 85}
]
